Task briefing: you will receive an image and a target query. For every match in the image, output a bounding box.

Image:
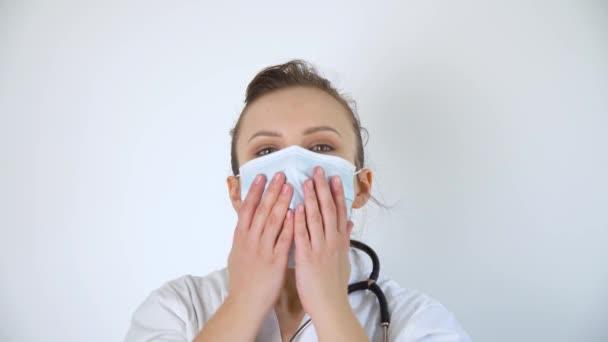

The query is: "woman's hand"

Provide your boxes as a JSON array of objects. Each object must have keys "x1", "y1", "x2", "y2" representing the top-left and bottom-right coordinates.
[
  {"x1": 292, "y1": 166, "x2": 355, "y2": 322},
  {"x1": 226, "y1": 172, "x2": 294, "y2": 319}
]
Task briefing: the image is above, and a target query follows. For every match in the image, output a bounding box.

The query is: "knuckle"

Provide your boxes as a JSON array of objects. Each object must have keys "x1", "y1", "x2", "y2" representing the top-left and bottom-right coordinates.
[
  {"x1": 297, "y1": 227, "x2": 307, "y2": 236},
  {"x1": 279, "y1": 231, "x2": 291, "y2": 243},
  {"x1": 267, "y1": 183, "x2": 280, "y2": 195},
  {"x1": 256, "y1": 201, "x2": 269, "y2": 214},
  {"x1": 310, "y1": 211, "x2": 322, "y2": 223},
  {"x1": 334, "y1": 186, "x2": 344, "y2": 197},
  {"x1": 267, "y1": 213, "x2": 279, "y2": 227},
  {"x1": 241, "y1": 241, "x2": 253, "y2": 255},
  {"x1": 243, "y1": 189, "x2": 260, "y2": 204},
  {"x1": 237, "y1": 204, "x2": 250, "y2": 217},
  {"x1": 263, "y1": 248, "x2": 274, "y2": 261}
]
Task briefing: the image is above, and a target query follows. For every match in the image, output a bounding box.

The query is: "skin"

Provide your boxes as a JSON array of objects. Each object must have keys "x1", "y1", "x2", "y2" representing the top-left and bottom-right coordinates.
[{"x1": 194, "y1": 86, "x2": 373, "y2": 342}]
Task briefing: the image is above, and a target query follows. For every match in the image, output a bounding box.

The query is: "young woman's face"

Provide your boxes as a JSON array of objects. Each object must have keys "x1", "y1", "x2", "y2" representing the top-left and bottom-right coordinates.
[{"x1": 227, "y1": 86, "x2": 372, "y2": 210}]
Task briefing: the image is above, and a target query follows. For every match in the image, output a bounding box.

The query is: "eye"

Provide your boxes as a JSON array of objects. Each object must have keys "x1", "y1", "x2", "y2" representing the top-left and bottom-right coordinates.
[
  {"x1": 310, "y1": 144, "x2": 334, "y2": 153},
  {"x1": 255, "y1": 146, "x2": 278, "y2": 157}
]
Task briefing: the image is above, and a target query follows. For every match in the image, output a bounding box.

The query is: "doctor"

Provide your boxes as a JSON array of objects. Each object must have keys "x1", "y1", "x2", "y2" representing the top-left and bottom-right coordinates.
[{"x1": 125, "y1": 60, "x2": 471, "y2": 341}]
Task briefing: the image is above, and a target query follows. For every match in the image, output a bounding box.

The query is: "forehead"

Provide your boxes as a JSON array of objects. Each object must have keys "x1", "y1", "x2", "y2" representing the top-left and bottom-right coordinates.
[{"x1": 239, "y1": 87, "x2": 353, "y2": 139}]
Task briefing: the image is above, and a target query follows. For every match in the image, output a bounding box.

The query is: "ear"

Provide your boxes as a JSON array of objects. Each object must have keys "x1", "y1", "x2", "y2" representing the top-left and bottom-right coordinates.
[
  {"x1": 352, "y1": 168, "x2": 373, "y2": 209},
  {"x1": 226, "y1": 176, "x2": 242, "y2": 212}
]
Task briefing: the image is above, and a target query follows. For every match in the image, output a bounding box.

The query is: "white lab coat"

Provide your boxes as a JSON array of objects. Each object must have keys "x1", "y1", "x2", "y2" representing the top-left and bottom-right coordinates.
[{"x1": 125, "y1": 247, "x2": 471, "y2": 341}]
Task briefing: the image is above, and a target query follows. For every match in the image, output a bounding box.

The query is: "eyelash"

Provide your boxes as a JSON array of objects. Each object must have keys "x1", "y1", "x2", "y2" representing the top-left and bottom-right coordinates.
[{"x1": 255, "y1": 144, "x2": 334, "y2": 157}]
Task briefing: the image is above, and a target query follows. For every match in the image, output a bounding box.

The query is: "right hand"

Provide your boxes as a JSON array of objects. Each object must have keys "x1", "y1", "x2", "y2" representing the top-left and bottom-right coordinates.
[{"x1": 226, "y1": 172, "x2": 294, "y2": 318}]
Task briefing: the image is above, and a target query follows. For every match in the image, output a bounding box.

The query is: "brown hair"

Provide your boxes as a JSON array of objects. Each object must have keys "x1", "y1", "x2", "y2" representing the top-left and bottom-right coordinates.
[{"x1": 228, "y1": 59, "x2": 385, "y2": 208}]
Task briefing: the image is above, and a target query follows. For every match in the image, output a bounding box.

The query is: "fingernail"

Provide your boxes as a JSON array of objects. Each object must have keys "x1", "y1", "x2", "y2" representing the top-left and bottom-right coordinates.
[
  {"x1": 273, "y1": 172, "x2": 283, "y2": 183},
  {"x1": 333, "y1": 176, "x2": 341, "y2": 187},
  {"x1": 255, "y1": 174, "x2": 264, "y2": 184},
  {"x1": 286, "y1": 210, "x2": 293, "y2": 220},
  {"x1": 315, "y1": 166, "x2": 324, "y2": 177}
]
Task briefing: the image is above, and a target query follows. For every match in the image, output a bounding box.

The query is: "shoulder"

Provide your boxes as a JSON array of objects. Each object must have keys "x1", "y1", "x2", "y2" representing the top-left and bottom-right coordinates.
[
  {"x1": 124, "y1": 268, "x2": 229, "y2": 342},
  {"x1": 348, "y1": 247, "x2": 471, "y2": 341},
  {"x1": 378, "y1": 277, "x2": 472, "y2": 341}
]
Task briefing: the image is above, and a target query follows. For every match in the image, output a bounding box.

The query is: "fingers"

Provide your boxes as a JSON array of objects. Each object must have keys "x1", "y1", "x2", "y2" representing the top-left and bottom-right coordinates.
[
  {"x1": 330, "y1": 174, "x2": 347, "y2": 240},
  {"x1": 347, "y1": 220, "x2": 354, "y2": 235},
  {"x1": 249, "y1": 172, "x2": 287, "y2": 238},
  {"x1": 237, "y1": 174, "x2": 266, "y2": 233},
  {"x1": 260, "y1": 183, "x2": 293, "y2": 252},
  {"x1": 294, "y1": 204, "x2": 311, "y2": 258},
  {"x1": 312, "y1": 167, "x2": 338, "y2": 242},
  {"x1": 303, "y1": 178, "x2": 324, "y2": 249},
  {"x1": 237, "y1": 168, "x2": 345, "y2": 259},
  {"x1": 274, "y1": 209, "x2": 294, "y2": 258}
]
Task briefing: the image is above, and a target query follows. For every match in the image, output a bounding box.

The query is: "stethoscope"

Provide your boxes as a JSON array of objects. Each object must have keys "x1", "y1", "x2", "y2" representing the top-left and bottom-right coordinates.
[{"x1": 289, "y1": 239, "x2": 391, "y2": 342}]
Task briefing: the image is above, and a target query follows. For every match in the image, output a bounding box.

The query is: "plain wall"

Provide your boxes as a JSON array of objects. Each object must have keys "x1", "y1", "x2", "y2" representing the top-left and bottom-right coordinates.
[{"x1": 1, "y1": 1, "x2": 607, "y2": 341}]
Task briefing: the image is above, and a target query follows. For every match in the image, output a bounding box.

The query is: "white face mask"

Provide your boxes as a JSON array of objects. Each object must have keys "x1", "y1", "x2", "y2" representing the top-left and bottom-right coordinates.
[{"x1": 237, "y1": 145, "x2": 364, "y2": 268}]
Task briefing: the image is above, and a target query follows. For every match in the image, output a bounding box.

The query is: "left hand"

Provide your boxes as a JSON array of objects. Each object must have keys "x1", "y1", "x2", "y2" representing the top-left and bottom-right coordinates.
[{"x1": 293, "y1": 166, "x2": 355, "y2": 321}]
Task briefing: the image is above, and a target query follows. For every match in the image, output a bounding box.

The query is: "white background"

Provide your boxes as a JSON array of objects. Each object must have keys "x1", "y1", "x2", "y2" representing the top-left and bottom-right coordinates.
[{"x1": 1, "y1": 1, "x2": 607, "y2": 341}]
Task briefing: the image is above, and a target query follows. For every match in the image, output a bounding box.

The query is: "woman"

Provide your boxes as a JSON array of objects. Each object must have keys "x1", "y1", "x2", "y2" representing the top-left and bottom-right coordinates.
[{"x1": 125, "y1": 60, "x2": 471, "y2": 341}]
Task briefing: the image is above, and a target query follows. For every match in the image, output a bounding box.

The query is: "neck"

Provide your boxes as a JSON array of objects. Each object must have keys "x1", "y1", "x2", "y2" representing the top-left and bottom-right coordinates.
[{"x1": 275, "y1": 269, "x2": 303, "y2": 314}]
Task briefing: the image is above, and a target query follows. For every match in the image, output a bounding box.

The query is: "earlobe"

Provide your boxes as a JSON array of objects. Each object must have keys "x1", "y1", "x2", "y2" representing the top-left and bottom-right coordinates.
[
  {"x1": 226, "y1": 176, "x2": 242, "y2": 211},
  {"x1": 352, "y1": 169, "x2": 373, "y2": 209}
]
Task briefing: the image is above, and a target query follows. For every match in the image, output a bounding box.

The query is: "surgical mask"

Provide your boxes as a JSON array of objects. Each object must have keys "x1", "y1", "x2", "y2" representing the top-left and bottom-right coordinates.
[{"x1": 236, "y1": 145, "x2": 364, "y2": 268}]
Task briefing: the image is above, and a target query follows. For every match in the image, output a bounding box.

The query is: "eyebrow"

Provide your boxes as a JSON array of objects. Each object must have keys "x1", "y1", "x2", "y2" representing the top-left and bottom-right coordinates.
[
  {"x1": 303, "y1": 126, "x2": 342, "y2": 137},
  {"x1": 248, "y1": 126, "x2": 342, "y2": 142}
]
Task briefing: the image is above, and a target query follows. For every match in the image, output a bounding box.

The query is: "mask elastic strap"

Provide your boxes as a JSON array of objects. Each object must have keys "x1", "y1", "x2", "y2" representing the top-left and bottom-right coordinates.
[{"x1": 354, "y1": 167, "x2": 368, "y2": 175}]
